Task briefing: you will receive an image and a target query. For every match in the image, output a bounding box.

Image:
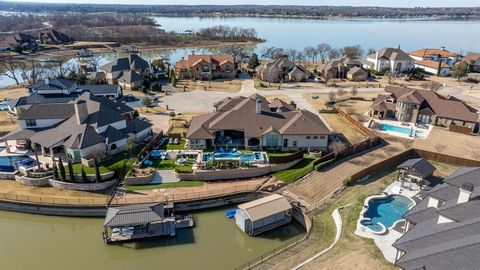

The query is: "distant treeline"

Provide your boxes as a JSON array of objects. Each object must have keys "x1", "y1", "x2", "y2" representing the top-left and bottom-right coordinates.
[
  {"x1": 1, "y1": 2, "x2": 480, "y2": 18},
  {"x1": 0, "y1": 14, "x2": 261, "y2": 45}
]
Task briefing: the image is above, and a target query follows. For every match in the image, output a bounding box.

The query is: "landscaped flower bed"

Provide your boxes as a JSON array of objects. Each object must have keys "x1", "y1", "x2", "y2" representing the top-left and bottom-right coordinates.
[{"x1": 124, "y1": 168, "x2": 155, "y2": 185}]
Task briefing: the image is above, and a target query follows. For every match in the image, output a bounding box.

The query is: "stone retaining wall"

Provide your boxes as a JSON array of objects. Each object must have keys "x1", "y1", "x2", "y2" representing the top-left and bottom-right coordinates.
[
  {"x1": 176, "y1": 159, "x2": 302, "y2": 181},
  {"x1": 124, "y1": 173, "x2": 154, "y2": 185},
  {"x1": 48, "y1": 179, "x2": 116, "y2": 191},
  {"x1": 15, "y1": 175, "x2": 51, "y2": 187},
  {"x1": 0, "y1": 171, "x2": 17, "y2": 180}
]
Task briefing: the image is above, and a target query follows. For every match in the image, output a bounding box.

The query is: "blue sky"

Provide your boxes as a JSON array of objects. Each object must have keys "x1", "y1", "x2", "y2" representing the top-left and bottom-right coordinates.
[{"x1": 5, "y1": 0, "x2": 480, "y2": 7}]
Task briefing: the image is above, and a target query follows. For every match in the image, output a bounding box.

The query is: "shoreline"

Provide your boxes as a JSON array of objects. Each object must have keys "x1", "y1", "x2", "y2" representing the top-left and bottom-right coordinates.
[{"x1": 145, "y1": 13, "x2": 480, "y2": 21}]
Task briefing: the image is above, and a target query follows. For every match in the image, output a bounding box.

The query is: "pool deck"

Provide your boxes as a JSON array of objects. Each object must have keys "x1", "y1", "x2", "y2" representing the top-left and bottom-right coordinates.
[
  {"x1": 368, "y1": 119, "x2": 433, "y2": 140},
  {"x1": 354, "y1": 181, "x2": 421, "y2": 263}
]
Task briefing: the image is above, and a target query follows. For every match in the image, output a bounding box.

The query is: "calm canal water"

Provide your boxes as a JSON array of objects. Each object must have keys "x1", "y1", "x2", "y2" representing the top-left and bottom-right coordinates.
[{"x1": 0, "y1": 207, "x2": 305, "y2": 270}]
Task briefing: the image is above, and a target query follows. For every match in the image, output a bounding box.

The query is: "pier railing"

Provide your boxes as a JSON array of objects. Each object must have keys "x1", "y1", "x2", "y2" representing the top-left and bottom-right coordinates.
[{"x1": 0, "y1": 182, "x2": 261, "y2": 207}]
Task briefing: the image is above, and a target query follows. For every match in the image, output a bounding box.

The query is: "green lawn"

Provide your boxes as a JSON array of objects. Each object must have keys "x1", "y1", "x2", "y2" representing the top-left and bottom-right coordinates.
[
  {"x1": 126, "y1": 180, "x2": 204, "y2": 191},
  {"x1": 273, "y1": 157, "x2": 318, "y2": 183},
  {"x1": 70, "y1": 163, "x2": 110, "y2": 175},
  {"x1": 149, "y1": 158, "x2": 194, "y2": 171},
  {"x1": 157, "y1": 139, "x2": 186, "y2": 150}
]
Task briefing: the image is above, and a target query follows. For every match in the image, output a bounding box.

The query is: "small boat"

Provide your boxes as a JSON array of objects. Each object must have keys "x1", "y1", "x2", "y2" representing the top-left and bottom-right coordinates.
[{"x1": 224, "y1": 208, "x2": 237, "y2": 219}]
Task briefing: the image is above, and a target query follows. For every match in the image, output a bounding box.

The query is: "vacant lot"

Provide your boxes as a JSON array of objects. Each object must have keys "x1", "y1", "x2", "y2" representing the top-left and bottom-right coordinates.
[
  {"x1": 321, "y1": 113, "x2": 367, "y2": 145},
  {"x1": 0, "y1": 111, "x2": 16, "y2": 134},
  {"x1": 175, "y1": 79, "x2": 242, "y2": 93}
]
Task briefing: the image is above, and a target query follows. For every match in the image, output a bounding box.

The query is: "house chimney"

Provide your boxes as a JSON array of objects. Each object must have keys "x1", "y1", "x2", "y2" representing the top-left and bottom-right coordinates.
[
  {"x1": 440, "y1": 46, "x2": 446, "y2": 51},
  {"x1": 256, "y1": 99, "x2": 262, "y2": 114},
  {"x1": 374, "y1": 51, "x2": 379, "y2": 71},
  {"x1": 457, "y1": 182, "x2": 474, "y2": 204},
  {"x1": 74, "y1": 100, "x2": 88, "y2": 125}
]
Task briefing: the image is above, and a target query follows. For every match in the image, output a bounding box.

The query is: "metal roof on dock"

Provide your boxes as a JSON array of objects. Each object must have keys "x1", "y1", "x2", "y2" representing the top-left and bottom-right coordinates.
[
  {"x1": 104, "y1": 203, "x2": 166, "y2": 227},
  {"x1": 238, "y1": 194, "x2": 292, "y2": 221}
]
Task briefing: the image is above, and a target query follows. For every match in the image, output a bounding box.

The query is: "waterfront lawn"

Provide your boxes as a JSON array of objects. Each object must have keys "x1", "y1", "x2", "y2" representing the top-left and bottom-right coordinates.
[
  {"x1": 70, "y1": 163, "x2": 110, "y2": 175},
  {"x1": 305, "y1": 168, "x2": 398, "y2": 270},
  {"x1": 157, "y1": 139, "x2": 186, "y2": 150},
  {"x1": 273, "y1": 157, "x2": 318, "y2": 184},
  {"x1": 126, "y1": 180, "x2": 204, "y2": 191},
  {"x1": 150, "y1": 158, "x2": 194, "y2": 171}
]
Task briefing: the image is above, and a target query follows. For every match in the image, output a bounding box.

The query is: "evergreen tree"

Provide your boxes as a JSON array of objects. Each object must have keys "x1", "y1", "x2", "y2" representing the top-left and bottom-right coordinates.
[
  {"x1": 248, "y1": 53, "x2": 260, "y2": 69},
  {"x1": 58, "y1": 157, "x2": 66, "y2": 181},
  {"x1": 94, "y1": 158, "x2": 102, "y2": 183},
  {"x1": 81, "y1": 167, "x2": 89, "y2": 183},
  {"x1": 67, "y1": 159, "x2": 75, "y2": 182},
  {"x1": 53, "y1": 161, "x2": 59, "y2": 180}
]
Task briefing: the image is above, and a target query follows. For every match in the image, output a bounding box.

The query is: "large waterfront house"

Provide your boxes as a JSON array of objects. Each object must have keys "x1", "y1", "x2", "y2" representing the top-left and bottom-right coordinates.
[
  {"x1": 8, "y1": 78, "x2": 122, "y2": 115},
  {"x1": 317, "y1": 57, "x2": 367, "y2": 81},
  {"x1": 393, "y1": 167, "x2": 480, "y2": 270},
  {"x1": 1, "y1": 32, "x2": 38, "y2": 51},
  {"x1": 408, "y1": 47, "x2": 463, "y2": 67},
  {"x1": 1, "y1": 92, "x2": 152, "y2": 163},
  {"x1": 464, "y1": 52, "x2": 480, "y2": 72},
  {"x1": 99, "y1": 54, "x2": 150, "y2": 89},
  {"x1": 363, "y1": 48, "x2": 415, "y2": 74},
  {"x1": 369, "y1": 86, "x2": 480, "y2": 133},
  {"x1": 174, "y1": 54, "x2": 236, "y2": 80},
  {"x1": 256, "y1": 55, "x2": 311, "y2": 83},
  {"x1": 186, "y1": 94, "x2": 331, "y2": 151}
]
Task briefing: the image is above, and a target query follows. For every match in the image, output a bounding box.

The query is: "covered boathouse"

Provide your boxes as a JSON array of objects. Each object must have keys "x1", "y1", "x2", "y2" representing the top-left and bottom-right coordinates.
[
  {"x1": 103, "y1": 203, "x2": 176, "y2": 244},
  {"x1": 235, "y1": 194, "x2": 292, "y2": 236}
]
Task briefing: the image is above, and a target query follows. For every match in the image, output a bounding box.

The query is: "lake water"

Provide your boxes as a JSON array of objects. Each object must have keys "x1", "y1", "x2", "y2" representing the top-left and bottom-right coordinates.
[
  {"x1": 1, "y1": 16, "x2": 480, "y2": 87},
  {"x1": 0, "y1": 207, "x2": 305, "y2": 270}
]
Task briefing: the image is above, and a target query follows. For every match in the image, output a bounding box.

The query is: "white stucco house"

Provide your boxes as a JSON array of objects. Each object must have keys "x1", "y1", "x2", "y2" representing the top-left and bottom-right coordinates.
[{"x1": 364, "y1": 47, "x2": 415, "y2": 74}]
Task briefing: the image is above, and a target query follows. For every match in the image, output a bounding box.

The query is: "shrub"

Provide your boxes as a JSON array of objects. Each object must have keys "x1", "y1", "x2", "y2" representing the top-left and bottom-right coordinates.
[
  {"x1": 94, "y1": 158, "x2": 102, "y2": 183},
  {"x1": 343, "y1": 177, "x2": 356, "y2": 187},
  {"x1": 175, "y1": 167, "x2": 194, "y2": 174},
  {"x1": 169, "y1": 111, "x2": 176, "y2": 117},
  {"x1": 58, "y1": 157, "x2": 66, "y2": 181},
  {"x1": 67, "y1": 159, "x2": 75, "y2": 182},
  {"x1": 53, "y1": 162, "x2": 59, "y2": 180},
  {"x1": 81, "y1": 167, "x2": 89, "y2": 183}
]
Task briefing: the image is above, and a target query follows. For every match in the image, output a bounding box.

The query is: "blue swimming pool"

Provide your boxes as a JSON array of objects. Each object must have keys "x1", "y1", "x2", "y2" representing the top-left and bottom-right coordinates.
[
  {"x1": 203, "y1": 152, "x2": 263, "y2": 163},
  {"x1": 379, "y1": 123, "x2": 424, "y2": 137},
  {"x1": 0, "y1": 155, "x2": 29, "y2": 172},
  {"x1": 363, "y1": 195, "x2": 414, "y2": 230}
]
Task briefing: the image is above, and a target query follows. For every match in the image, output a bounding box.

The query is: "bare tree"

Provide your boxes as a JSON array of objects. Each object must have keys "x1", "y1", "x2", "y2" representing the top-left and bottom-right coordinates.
[
  {"x1": 316, "y1": 43, "x2": 332, "y2": 63},
  {"x1": 303, "y1": 47, "x2": 317, "y2": 63},
  {"x1": 341, "y1": 45, "x2": 364, "y2": 59},
  {"x1": 285, "y1": 48, "x2": 298, "y2": 62},
  {"x1": 367, "y1": 48, "x2": 376, "y2": 55},
  {"x1": 88, "y1": 54, "x2": 102, "y2": 71},
  {"x1": 328, "y1": 90, "x2": 336, "y2": 102},
  {"x1": 0, "y1": 58, "x2": 21, "y2": 85},
  {"x1": 328, "y1": 48, "x2": 340, "y2": 61},
  {"x1": 337, "y1": 88, "x2": 346, "y2": 97},
  {"x1": 350, "y1": 87, "x2": 359, "y2": 97},
  {"x1": 19, "y1": 60, "x2": 46, "y2": 84}
]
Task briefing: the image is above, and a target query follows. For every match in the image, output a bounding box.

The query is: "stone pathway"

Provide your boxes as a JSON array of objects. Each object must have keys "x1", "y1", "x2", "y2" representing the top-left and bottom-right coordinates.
[{"x1": 150, "y1": 170, "x2": 180, "y2": 184}]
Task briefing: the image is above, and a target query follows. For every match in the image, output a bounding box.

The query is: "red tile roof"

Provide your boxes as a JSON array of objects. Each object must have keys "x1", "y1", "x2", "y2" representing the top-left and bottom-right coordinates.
[
  {"x1": 175, "y1": 54, "x2": 234, "y2": 69},
  {"x1": 415, "y1": 60, "x2": 450, "y2": 69},
  {"x1": 464, "y1": 53, "x2": 480, "y2": 62},
  {"x1": 409, "y1": 48, "x2": 461, "y2": 58}
]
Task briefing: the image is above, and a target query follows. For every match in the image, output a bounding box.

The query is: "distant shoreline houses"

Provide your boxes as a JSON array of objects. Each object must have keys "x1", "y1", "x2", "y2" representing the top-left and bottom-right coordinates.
[{"x1": 174, "y1": 54, "x2": 237, "y2": 80}]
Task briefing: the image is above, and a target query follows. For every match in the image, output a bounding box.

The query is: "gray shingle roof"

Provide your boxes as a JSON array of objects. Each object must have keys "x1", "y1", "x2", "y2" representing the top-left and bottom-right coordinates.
[
  {"x1": 104, "y1": 203, "x2": 165, "y2": 227},
  {"x1": 100, "y1": 54, "x2": 149, "y2": 73},
  {"x1": 398, "y1": 158, "x2": 436, "y2": 178},
  {"x1": 28, "y1": 79, "x2": 76, "y2": 91},
  {"x1": 79, "y1": 85, "x2": 121, "y2": 95},
  {"x1": 394, "y1": 167, "x2": 480, "y2": 270},
  {"x1": 187, "y1": 94, "x2": 331, "y2": 139},
  {"x1": 18, "y1": 103, "x2": 75, "y2": 120}
]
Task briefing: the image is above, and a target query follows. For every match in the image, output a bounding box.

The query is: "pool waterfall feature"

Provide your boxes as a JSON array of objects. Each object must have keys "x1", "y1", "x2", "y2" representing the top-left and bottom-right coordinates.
[{"x1": 359, "y1": 194, "x2": 415, "y2": 235}]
